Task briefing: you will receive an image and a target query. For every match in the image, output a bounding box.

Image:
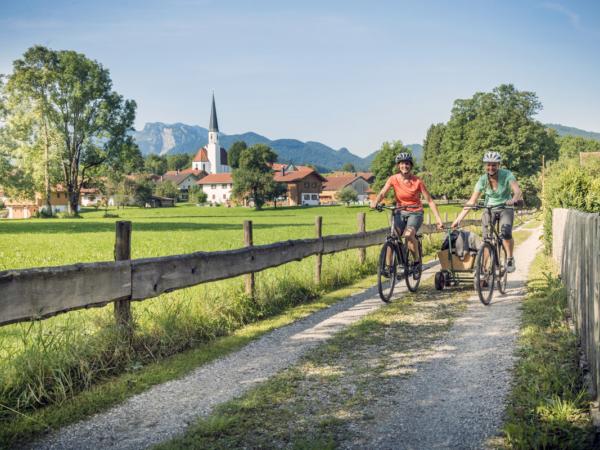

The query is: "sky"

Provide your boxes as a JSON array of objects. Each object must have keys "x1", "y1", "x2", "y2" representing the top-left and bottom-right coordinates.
[{"x1": 1, "y1": 0, "x2": 599, "y2": 156}]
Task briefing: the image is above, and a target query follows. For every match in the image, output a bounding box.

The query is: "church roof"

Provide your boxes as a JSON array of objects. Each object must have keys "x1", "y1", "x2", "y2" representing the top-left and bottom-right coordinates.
[
  {"x1": 209, "y1": 94, "x2": 219, "y2": 132},
  {"x1": 193, "y1": 147, "x2": 209, "y2": 162}
]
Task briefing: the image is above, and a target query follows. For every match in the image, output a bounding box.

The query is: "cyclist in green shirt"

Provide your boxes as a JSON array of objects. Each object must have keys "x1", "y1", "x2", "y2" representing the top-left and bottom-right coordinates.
[{"x1": 451, "y1": 151, "x2": 522, "y2": 272}]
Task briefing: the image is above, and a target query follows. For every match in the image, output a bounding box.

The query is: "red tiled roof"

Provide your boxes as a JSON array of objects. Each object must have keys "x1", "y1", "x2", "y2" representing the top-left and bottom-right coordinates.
[
  {"x1": 272, "y1": 164, "x2": 326, "y2": 183},
  {"x1": 322, "y1": 175, "x2": 363, "y2": 191},
  {"x1": 197, "y1": 173, "x2": 233, "y2": 184},
  {"x1": 193, "y1": 148, "x2": 209, "y2": 162}
]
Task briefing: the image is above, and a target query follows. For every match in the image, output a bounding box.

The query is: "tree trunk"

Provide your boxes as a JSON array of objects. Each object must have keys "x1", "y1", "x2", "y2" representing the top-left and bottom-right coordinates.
[
  {"x1": 43, "y1": 119, "x2": 52, "y2": 215},
  {"x1": 68, "y1": 189, "x2": 79, "y2": 216}
]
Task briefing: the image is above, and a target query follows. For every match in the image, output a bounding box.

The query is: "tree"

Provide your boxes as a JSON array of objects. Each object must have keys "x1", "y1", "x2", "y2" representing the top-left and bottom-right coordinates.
[
  {"x1": 145, "y1": 154, "x2": 168, "y2": 175},
  {"x1": 4, "y1": 46, "x2": 138, "y2": 215},
  {"x1": 188, "y1": 185, "x2": 207, "y2": 204},
  {"x1": 422, "y1": 84, "x2": 559, "y2": 199},
  {"x1": 227, "y1": 141, "x2": 247, "y2": 169},
  {"x1": 133, "y1": 179, "x2": 154, "y2": 206},
  {"x1": 167, "y1": 153, "x2": 192, "y2": 171},
  {"x1": 266, "y1": 182, "x2": 288, "y2": 208},
  {"x1": 154, "y1": 180, "x2": 179, "y2": 200},
  {"x1": 558, "y1": 135, "x2": 600, "y2": 160},
  {"x1": 336, "y1": 186, "x2": 358, "y2": 205},
  {"x1": 370, "y1": 141, "x2": 409, "y2": 192},
  {"x1": 232, "y1": 143, "x2": 277, "y2": 210},
  {"x1": 342, "y1": 162, "x2": 356, "y2": 172}
]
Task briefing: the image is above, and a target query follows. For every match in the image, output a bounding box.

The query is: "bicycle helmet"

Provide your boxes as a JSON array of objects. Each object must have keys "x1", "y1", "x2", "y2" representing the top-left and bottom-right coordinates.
[
  {"x1": 482, "y1": 151, "x2": 502, "y2": 163},
  {"x1": 395, "y1": 152, "x2": 414, "y2": 165}
]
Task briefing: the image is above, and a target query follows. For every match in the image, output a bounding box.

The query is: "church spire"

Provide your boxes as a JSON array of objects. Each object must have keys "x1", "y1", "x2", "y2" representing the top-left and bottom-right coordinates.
[{"x1": 209, "y1": 93, "x2": 219, "y2": 132}]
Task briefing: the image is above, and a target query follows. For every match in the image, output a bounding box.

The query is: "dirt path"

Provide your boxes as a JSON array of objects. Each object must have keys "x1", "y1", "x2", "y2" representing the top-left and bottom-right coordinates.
[
  {"x1": 343, "y1": 227, "x2": 542, "y2": 449},
  {"x1": 30, "y1": 228, "x2": 541, "y2": 450}
]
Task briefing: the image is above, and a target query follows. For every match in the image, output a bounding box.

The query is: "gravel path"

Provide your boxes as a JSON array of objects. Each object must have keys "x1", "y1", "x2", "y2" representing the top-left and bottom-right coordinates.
[
  {"x1": 346, "y1": 227, "x2": 542, "y2": 449},
  {"x1": 28, "y1": 262, "x2": 440, "y2": 450}
]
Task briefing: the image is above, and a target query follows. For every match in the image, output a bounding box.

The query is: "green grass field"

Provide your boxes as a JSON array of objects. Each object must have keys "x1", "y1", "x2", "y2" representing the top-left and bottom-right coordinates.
[{"x1": 0, "y1": 203, "x2": 476, "y2": 444}]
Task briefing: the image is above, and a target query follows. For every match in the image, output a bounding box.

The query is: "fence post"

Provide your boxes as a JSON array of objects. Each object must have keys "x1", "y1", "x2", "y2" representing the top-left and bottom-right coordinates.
[
  {"x1": 358, "y1": 212, "x2": 366, "y2": 264},
  {"x1": 315, "y1": 216, "x2": 323, "y2": 284},
  {"x1": 243, "y1": 220, "x2": 255, "y2": 298},
  {"x1": 114, "y1": 221, "x2": 132, "y2": 332}
]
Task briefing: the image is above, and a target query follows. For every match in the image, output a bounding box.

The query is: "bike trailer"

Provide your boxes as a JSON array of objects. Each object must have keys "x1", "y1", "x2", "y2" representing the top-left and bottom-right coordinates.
[{"x1": 437, "y1": 230, "x2": 479, "y2": 271}]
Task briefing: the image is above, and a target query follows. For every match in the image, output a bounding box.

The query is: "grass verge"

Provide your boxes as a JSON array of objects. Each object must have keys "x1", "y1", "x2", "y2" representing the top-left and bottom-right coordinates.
[{"x1": 501, "y1": 253, "x2": 596, "y2": 449}]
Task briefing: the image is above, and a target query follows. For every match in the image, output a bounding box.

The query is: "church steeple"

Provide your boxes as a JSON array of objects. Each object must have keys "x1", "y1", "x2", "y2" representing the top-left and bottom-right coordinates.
[{"x1": 209, "y1": 93, "x2": 219, "y2": 132}]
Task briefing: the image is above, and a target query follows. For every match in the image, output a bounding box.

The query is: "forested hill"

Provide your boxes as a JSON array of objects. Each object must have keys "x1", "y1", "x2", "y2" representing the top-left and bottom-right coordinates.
[
  {"x1": 133, "y1": 122, "x2": 422, "y2": 172},
  {"x1": 545, "y1": 124, "x2": 600, "y2": 142}
]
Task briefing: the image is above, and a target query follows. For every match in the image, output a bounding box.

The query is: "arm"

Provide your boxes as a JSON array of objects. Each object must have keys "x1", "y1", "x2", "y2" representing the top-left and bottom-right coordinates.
[
  {"x1": 506, "y1": 179, "x2": 522, "y2": 206},
  {"x1": 451, "y1": 190, "x2": 481, "y2": 228},
  {"x1": 370, "y1": 178, "x2": 393, "y2": 208},
  {"x1": 421, "y1": 185, "x2": 444, "y2": 230}
]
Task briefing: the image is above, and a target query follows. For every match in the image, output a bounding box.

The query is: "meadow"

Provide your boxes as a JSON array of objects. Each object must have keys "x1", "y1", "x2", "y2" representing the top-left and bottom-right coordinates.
[{"x1": 0, "y1": 203, "x2": 471, "y2": 442}]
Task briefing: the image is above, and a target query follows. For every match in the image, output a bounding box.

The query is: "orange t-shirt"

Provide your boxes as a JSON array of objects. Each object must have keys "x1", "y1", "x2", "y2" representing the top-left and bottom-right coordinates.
[{"x1": 388, "y1": 174, "x2": 425, "y2": 211}]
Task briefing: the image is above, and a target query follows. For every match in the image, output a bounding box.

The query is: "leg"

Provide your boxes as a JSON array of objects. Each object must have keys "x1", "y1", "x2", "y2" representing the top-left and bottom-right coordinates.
[
  {"x1": 403, "y1": 212, "x2": 424, "y2": 261},
  {"x1": 499, "y1": 208, "x2": 514, "y2": 258}
]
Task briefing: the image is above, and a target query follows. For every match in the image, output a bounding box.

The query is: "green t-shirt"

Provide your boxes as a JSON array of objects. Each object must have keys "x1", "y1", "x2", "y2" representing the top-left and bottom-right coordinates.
[{"x1": 474, "y1": 169, "x2": 516, "y2": 206}]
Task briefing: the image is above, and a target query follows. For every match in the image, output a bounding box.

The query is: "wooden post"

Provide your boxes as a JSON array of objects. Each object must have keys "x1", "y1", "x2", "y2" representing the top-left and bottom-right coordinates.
[
  {"x1": 243, "y1": 220, "x2": 255, "y2": 298},
  {"x1": 114, "y1": 221, "x2": 132, "y2": 331},
  {"x1": 357, "y1": 212, "x2": 366, "y2": 264},
  {"x1": 315, "y1": 216, "x2": 323, "y2": 284}
]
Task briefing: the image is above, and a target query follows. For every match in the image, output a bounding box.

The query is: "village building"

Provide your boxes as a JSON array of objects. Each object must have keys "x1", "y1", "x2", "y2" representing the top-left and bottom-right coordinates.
[
  {"x1": 197, "y1": 173, "x2": 234, "y2": 205},
  {"x1": 4, "y1": 185, "x2": 101, "y2": 218},
  {"x1": 272, "y1": 163, "x2": 326, "y2": 206},
  {"x1": 320, "y1": 174, "x2": 371, "y2": 204},
  {"x1": 160, "y1": 168, "x2": 205, "y2": 201}
]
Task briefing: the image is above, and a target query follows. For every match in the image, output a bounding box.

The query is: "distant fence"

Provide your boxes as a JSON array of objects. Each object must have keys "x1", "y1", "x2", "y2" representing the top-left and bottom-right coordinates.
[
  {"x1": 552, "y1": 208, "x2": 600, "y2": 405},
  {"x1": 0, "y1": 213, "x2": 482, "y2": 330}
]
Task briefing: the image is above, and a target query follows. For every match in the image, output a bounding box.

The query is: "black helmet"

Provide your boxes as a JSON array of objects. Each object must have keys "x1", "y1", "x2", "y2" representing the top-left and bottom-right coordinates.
[{"x1": 395, "y1": 152, "x2": 413, "y2": 165}]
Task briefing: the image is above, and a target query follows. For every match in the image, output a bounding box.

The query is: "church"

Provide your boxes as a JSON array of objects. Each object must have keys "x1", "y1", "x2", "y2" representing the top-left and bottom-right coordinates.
[
  {"x1": 196, "y1": 95, "x2": 234, "y2": 204},
  {"x1": 192, "y1": 94, "x2": 230, "y2": 174}
]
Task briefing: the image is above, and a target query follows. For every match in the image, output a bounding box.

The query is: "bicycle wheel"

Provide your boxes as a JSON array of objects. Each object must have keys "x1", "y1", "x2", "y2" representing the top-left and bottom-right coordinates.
[
  {"x1": 405, "y1": 238, "x2": 422, "y2": 293},
  {"x1": 474, "y1": 242, "x2": 496, "y2": 305},
  {"x1": 377, "y1": 241, "x2": 398, "y2": 303},
  {"x1": 497, "y1": 244, "x2": 508, "y2": 294}
]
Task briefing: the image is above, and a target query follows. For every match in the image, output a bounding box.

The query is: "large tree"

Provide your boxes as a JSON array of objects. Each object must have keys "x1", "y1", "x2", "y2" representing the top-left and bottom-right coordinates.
[
  {"x1": 144, "y1": 154, "x2": 168, "y2": 175},
  {"x1": 227, "y1": 140, "x2": 247, "y2": 169},
  {"x1": 423, "y1": 84, "x2": 559, "y2": 198},
  {"x1": 4, "y1": 46, "x2": 138, "y2": 214},
  {"x1": 232, "y1": 143, "x2": 277, "y2": 210}
]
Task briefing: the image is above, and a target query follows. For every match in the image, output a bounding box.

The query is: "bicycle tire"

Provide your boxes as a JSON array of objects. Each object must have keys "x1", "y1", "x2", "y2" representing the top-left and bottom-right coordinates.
[
  {"x1": 474, "y1": 242, "x2": 496, "y2": 305},
  {"x1": 377, "y1": 241, "x2": 398, "y2": 303},
  {"x1": 405, "y1": 238, "x2": 422, "y2": 293},
  {"x1": 497, "y1": 244, "x2": 508, "y2": 294}
]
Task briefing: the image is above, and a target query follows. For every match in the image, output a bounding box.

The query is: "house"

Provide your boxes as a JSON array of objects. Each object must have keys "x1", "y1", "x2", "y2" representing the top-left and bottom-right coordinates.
[
  {"x1": 5, "y1": 185, "x2": 75, "y2": 218},
  {"x1": 327, "y1": 171, "x2": 374, "y2": 184},
  {"x1": 197, "y1": 173, "x2": 233, "y2": 204},
  {"x1": 273, "y1": 163, "x2": 326, "y2": 206},
  {"x1": 320, "y1": 174, "x2": 371, "y2": 204},
  {"x1": 160, "y1": 168, "x2": 205, "y2": 201},
  {"x1": 147, "y1": 196, "x2": 175, "y2": 208}
]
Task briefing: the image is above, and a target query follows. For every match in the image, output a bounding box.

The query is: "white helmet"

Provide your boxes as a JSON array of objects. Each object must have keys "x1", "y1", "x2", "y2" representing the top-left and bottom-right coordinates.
[{"x1": 483, "y1": 151, "x2": 502, "y2": 163}]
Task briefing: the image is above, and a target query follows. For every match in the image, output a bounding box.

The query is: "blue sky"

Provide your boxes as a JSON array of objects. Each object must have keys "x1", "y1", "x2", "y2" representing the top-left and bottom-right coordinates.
[{"x1": 1, "y1": 0, "x2": 599, "y2": 156}]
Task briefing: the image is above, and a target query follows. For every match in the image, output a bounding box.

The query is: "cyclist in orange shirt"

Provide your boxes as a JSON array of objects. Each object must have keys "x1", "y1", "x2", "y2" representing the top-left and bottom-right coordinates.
[{"x1": 370, "y1": 152, "x2": 444, "y2": 263}]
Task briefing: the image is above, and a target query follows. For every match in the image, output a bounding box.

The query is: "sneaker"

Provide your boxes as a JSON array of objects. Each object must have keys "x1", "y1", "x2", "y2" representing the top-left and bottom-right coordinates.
[{"x1": 507, "y1": 257, "x2": 516, "y2": 273}]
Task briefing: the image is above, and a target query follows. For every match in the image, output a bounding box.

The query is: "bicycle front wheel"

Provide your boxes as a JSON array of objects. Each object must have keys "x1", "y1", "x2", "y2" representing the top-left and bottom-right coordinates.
[
  {"x1": 378, "y1": 241, "x2": 398, "y2": 303},
  {"x1": 405, "y1": 238, "x2": 422, "y2": 293},
  {"x1": 474, "y1": 242, "x2": 496, "y2": 305},
  {"x1": 497, "y1": 244, "x2": 508, "y2": 294}
]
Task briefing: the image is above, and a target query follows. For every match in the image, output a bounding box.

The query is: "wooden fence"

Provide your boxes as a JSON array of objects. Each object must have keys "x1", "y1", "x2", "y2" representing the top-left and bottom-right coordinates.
[
  {"x1": 0, "y1": 214, "x2": 479, "y2": 330},
  {"x1": 552, "y1": 208, "x2": 600, "y2": 406}
]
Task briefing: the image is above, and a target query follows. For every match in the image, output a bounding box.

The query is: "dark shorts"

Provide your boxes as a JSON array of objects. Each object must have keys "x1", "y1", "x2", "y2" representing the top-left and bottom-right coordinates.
[
  {"x1": 394, "y1": 211, "x2": 424, "y2": 235},
  {"x1": 482, "y1": 207, "x2": 514, "y2": 240}
]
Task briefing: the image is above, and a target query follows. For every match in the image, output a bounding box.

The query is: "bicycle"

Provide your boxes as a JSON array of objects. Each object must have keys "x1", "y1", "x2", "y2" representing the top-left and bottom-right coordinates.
[
  {"x1": 463, "y1": 203, "x2": 514, "y2": 305},
  {"x1": 373, "y1": 204, "x2": 423, "y2": 302}
]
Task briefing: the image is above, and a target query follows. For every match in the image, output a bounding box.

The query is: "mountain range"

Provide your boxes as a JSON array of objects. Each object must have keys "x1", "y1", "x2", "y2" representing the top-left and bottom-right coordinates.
[
  {"x1": 133, "y1": 123, "x2": 423, "y2": 172},
  {"x1": 132, "y1": 122, "x2": 598, "y2": 173}
]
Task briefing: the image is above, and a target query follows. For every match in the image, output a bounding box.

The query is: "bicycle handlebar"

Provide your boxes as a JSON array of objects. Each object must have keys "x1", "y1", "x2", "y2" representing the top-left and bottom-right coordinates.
[
  {"x1": 373, "y1": 204, "x2": 421, "y2": 212},
  {"x1": 462, "y1": 200, "x2": 523, "y2": 210}
]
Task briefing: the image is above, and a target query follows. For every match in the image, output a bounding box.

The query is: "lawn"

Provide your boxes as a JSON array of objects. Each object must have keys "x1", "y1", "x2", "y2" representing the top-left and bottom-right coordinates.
[{"x1": 0, "y1": 203, "x2": 472, "y2": 444}]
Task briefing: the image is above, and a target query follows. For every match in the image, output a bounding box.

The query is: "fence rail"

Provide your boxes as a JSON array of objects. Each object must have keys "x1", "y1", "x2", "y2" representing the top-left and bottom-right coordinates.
[
  {"x1": 552, "y1": 208, "x2": 600, "y2": 406},
  {"x1": 0, "y1": 216, "x2": 479, "y2": 328}
]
